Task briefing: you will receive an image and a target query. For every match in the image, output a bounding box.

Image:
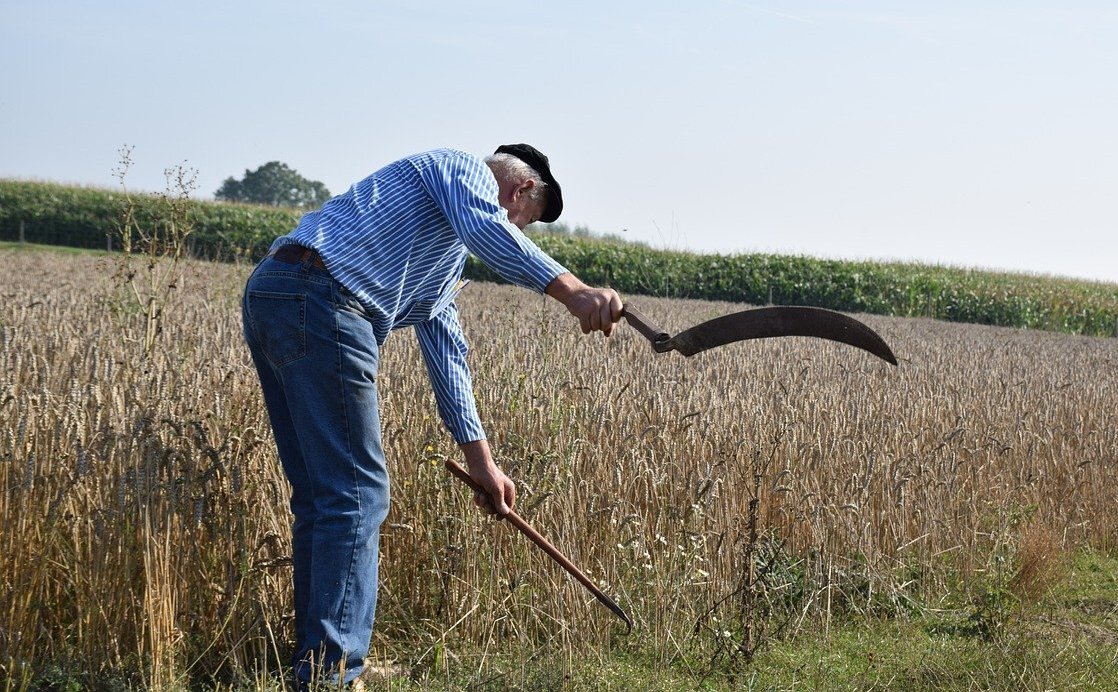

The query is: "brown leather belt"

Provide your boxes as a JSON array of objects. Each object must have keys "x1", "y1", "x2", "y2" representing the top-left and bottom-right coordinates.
[{"x1": 269, "y1": 244, "x2": 327, "y2": 271}]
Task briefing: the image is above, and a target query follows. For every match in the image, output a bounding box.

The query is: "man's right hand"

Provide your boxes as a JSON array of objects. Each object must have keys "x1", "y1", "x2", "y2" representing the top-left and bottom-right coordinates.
[
  {"x1": 459, "y1": 439, "x2": 516, "y2": 516},
  {"x1": 545, "y1": 272, "x2": 624, "y2": 336}
]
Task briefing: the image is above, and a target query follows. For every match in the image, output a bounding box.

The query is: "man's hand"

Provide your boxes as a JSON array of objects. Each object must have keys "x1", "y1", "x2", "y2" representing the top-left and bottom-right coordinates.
[
  {"x1": 459, "y1": 439, "x2": 515, "y2": 516},
  {"x1": 545, "y1": 272, "x2": 624, "y2": 336}
]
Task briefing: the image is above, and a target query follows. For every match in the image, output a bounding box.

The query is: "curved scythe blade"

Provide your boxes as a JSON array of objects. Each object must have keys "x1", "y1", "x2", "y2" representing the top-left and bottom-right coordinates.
[{"x1": 625, "y1": 305, "x2": 898, "y2": 365}]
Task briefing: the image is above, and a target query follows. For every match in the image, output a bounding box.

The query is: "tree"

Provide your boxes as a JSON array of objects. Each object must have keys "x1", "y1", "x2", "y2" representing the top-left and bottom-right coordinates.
[{"x1": 215, "y1": 161, "x2": 331, "y2": 208}]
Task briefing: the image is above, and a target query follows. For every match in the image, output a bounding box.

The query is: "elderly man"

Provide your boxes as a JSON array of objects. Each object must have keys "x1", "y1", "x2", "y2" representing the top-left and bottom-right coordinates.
[{"x1": 241, "y1": 144, "x2": 622, "y2": 687}]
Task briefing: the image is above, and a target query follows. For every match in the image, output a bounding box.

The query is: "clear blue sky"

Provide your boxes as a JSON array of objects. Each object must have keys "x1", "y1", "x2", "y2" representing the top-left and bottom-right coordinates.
[{"x1": 3, "y1": 1, "x2": 1116, "y2": 282}]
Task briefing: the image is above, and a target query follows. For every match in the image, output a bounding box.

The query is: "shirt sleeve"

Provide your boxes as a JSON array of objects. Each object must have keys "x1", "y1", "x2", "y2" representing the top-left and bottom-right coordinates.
[
  {"x1": 415, "y1": 302, "x2": 486, "y2": 444},
  {"x1": 419, "y1": 152, "x2": 568, "y2": 294}
]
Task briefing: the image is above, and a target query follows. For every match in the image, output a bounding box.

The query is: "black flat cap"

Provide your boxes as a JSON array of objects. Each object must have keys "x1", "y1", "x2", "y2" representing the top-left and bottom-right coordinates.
[{"x1": 494, "y1": 143, "x2": 563, "y2": 222}]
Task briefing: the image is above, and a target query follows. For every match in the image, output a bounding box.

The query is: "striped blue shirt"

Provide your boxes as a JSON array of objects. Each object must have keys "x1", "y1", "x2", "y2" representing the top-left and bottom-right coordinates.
[{"x1": 272, "y1": 148, "x2": 568, "y2": 443}]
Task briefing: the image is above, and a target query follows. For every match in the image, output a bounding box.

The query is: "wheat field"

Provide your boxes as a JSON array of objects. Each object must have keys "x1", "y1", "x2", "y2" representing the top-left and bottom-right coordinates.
[{"x1": 1, "y1": 250, "x2": 1115, "y2": 688}]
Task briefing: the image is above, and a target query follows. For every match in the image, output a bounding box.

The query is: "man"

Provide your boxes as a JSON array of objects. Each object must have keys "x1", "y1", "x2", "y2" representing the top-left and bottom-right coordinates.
[{"x1": 241, "y1": 144, "x2": 622, "y2": 687}]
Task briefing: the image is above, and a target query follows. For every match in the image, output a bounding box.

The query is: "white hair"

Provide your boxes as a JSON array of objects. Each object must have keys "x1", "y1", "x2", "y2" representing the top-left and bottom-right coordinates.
[{"x1": 484, "y1": 153, "x2": 549, "y2": 203}]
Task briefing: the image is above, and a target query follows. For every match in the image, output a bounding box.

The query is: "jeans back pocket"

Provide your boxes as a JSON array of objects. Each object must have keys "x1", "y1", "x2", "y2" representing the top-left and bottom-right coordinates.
[{"x1": 248, "y1": 290, "x2": 307, "y2": 367}]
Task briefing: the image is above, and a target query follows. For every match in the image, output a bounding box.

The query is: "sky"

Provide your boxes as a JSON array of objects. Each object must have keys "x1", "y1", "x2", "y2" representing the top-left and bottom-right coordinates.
[{"x1": 2, "y1": 1, "x2": 1116, "y2": 283}]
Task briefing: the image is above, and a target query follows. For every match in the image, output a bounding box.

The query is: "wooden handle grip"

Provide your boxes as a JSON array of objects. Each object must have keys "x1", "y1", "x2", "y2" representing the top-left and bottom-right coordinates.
[{"x1": 622, "y1": 304, "x2": 675, "y2": 354}]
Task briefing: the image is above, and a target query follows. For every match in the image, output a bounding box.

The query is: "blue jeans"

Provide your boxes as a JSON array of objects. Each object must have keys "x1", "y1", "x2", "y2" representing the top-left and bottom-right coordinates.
[{"x1": 242, "y1": 255, "x2": 390, "y2": 686}]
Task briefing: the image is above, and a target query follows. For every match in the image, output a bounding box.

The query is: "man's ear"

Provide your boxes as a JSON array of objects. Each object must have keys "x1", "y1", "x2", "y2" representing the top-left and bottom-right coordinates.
[{"x1": 514, "y1": 178, "x2": 536, "y2": 200}]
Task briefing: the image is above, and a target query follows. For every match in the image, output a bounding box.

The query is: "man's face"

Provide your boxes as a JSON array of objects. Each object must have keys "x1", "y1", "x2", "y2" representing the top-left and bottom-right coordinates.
[{"x1": 498, "y1": 179, "x2": 546, "y2": 231}]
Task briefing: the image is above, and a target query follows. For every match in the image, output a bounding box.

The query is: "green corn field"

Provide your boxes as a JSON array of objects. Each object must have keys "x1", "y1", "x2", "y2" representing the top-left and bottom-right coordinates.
[{"x1": 3, "y1": 179, "x2": 1116, "y2": 337}]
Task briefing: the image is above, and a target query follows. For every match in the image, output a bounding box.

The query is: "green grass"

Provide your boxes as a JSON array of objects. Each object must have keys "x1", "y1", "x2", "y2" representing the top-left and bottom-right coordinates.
[
  {"x1": 745, "y1": 612, "x2": 1117, "y2": 689},
  {"x1": 0, "y1": 239, "x2": 108, "y2": 255}
]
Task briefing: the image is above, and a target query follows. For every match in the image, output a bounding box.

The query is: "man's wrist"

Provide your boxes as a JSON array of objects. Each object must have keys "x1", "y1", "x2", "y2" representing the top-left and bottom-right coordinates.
[
  {"x1": 459, "y1": 439, "x2": 494, "y2": 470},
  {"x1": 545, "y1": 272, "x2": 584, "y2": 306}
]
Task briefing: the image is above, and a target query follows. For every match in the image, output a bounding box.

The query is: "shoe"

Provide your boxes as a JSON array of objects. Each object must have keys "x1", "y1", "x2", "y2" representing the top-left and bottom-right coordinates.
[{"x1": 350, "y1": 661, "x2": 409, "y2": 690}]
